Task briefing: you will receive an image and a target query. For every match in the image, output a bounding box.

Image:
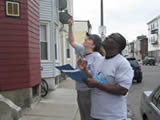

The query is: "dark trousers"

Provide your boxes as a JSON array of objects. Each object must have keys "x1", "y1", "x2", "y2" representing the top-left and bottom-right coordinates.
[
  {"x1": 77, "y1": 90, "x2": 92, "y2": 120},
  {"x1": 92, "y1": 118, "x2": 126, "y2": 120},
  {"x1": 92, "y1": 118, "x2": 101, "y2": 120}
]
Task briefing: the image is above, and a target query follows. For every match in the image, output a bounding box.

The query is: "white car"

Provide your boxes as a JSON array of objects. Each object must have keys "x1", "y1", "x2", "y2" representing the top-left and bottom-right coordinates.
[{"x1": 140, "y1": 85, "x2": 160, "y2": 120}]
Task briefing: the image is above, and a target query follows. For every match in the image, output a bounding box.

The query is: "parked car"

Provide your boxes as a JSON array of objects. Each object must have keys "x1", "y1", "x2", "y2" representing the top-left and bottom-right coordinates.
[
  {"x1": 143, "y1": 56, "x2": 156, "y2": 65},
  {"x1": 140, "y1": 85, "x2": 160, "y2": 120},
  {"x1": 126, "y1": 57, "x2": 143, "y2": 83}
]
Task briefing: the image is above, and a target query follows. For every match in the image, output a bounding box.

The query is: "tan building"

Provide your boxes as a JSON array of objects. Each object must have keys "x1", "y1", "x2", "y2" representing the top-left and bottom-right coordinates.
[{"x1": 74, "y1": 20, "x2": 92, "y2": 44}]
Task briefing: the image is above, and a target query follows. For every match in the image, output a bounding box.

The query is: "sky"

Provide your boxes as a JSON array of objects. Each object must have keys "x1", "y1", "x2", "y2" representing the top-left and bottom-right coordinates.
[{"x1": 73, "y1": 0, "x2": 160, "y2": 42}]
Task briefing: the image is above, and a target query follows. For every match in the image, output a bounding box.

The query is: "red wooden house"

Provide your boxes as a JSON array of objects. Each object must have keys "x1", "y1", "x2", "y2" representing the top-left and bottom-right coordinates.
[{"x1": 0, "y1": 0, "x2": 41, "y2": 108}]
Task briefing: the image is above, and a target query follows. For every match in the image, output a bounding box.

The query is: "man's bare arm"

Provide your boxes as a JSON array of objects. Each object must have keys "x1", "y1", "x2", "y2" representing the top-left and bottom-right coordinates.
[
  {"x1": 87, "y1": 78, "x2": 128, "y2": 96},
  {"x1": 68, "y1": 18, "x2": 75, "y2": 47}
]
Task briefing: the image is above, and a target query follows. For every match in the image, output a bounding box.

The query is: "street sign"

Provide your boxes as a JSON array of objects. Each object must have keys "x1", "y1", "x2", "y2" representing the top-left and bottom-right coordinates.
[{"x1": 99, "y1": 26, "x2": 106, "y2": 35}]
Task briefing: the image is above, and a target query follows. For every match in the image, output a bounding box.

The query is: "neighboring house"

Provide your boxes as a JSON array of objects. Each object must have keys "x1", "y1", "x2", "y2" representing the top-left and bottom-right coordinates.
[
  {"x1": 122, "y1": 40, "x2": 129, "y2": 56},
  {"x1": 0, "y1": 0, "x2": 74, "y2": 110},
  {"x1": 127, "y1": 35, "x2": 148, "y2": 61},
  {"x1": 147, "y1": 14, "x2": 160, "y2": 64},
  {"x1": 134, "y1": 35, "x2": 148, "y2": 61},
  {"x1": 40, "y1": 0, "x2": 60, "y2": 90},
  {"x1": 128, "y1": 41, "x2": 135, "y2": 57},
  {"x1": 134, "y1": 37, "x2": 141, "y2": 60},
  {"x1": 139, "y1": 35, "x2": 148, "y2": 60},
  {"x1": 40, "y1": 0, "x2": 73, "y2": 89},
  {"x1": 74, "y1": 20, "x2": 92, "y2": 44},
  {"x1": 0, "y1": 0, "x2": 40, "y2": 108}
]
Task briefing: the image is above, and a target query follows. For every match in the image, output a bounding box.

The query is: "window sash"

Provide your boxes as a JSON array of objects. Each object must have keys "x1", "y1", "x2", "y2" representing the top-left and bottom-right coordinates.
[
  {"x1": 152, "y1": 88, "x2": 160, "y2": 106},
  {"x1": 6, "y1": 1, "x2": 20, "y2": 17},
  {"x1": 40, "y1": 25, "x2": 47, "y2": 42},
  {"x1": 66, "y1": 40, "x2": 70, "y2": 58},
  {"x1": 55, "y1": 44, "x2": 57, "y2": 60},
  {"x1": 40, "y1": 42, "x2": 48, "y2": 60},
  {"x1": 40, "y1": 23, "x2": 49, "y2": 61},
  {"x1": 66, "y1": 49, "x2": 70, "y2": 58}
]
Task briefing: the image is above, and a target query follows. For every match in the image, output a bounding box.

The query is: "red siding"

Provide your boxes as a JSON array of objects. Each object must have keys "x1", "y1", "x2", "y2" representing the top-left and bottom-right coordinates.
[
  {"x1": 0, "y1": 0, "x2": 40, "y2": 90},
  {"x1": 141, "y1": 38, "x2": 148, "y2": 59},
  {"x1": 27, "y1": 0, "x2": 41, "y2": 86}
]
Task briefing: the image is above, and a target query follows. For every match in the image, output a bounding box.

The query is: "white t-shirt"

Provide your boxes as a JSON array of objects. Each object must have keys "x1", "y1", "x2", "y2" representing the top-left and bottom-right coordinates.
[
  {"x1": 90, "y1": 54, "x2": 134, "y2": 120},
  {"x1": 74, "y1": 43, "x2": 103, "y2": 91}
]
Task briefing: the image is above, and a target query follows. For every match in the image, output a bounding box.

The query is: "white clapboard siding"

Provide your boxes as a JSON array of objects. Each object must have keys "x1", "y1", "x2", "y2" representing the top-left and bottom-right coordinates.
[
  {"x1": 40, "y1": 0, "x2": 60, "y2": 78},
  {"x1": 40, "y1": 0, "x2": 52, "y2": 21},
  {"x1": 40, "y1": 0, "x2": 59, "y2": 22},
  {"x1": 41, "y1": 63, "x2": 54, "y2": 78}
]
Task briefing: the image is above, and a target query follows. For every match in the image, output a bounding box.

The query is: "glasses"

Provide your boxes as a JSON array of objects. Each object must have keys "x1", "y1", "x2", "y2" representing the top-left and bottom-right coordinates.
[
  {"x1": 104, "y1": 33, "x2": 126, "y2": 51},
  {"x1": 108, "y1": 33, "x2": 125, "y2": 45}
]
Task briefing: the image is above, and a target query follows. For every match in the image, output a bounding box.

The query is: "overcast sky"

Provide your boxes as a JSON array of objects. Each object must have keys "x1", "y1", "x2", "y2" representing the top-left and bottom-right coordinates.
[{"x1": 73, "y1": 0, "x2": 160, "y2": 42}]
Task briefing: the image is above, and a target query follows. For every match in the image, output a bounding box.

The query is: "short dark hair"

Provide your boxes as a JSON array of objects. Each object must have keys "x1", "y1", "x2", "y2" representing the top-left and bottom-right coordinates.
[{"x1": 108, "y1": 33, "x2": 126, "y2": 52}]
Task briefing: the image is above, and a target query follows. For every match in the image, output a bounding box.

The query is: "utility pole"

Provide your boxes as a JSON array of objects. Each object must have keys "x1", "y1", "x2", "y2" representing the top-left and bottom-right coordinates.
[
  {"x1": 99, "y1": 0, "x2": 106, "y2": 40},
  {"x1": 101, "y1": 0, "x2": 103, "y2": 26}
]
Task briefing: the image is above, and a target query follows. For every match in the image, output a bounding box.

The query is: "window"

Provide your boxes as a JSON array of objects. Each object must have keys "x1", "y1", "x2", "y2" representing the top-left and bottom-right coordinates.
[
  {"x1": 40, "y1": 24, "x2": 49, "y2": 61},
  {"x1": 5, "y1": 1, "x2": 20, "y2": 17},
  {"x1": 152, "y1": 88, "x2": 160, "y2": 107},
  {"x1": 156, "y1": 22, "x2": 158, "y2": 27},
  {"x1": 54, "y1": 25, "x2": 60, "y2": 62},
  {"x1": 66, "y1": 40, "x2": 70, "y2": 58},
  {"x1": 153, "y1": 23, "x2": 155, "y2": 29},
  {"x1": 157, "y1": 96, "x2": 160, "y2": 110},
  {"x1": 55, "y1": 43, "x2": 57, "y2": 60}
]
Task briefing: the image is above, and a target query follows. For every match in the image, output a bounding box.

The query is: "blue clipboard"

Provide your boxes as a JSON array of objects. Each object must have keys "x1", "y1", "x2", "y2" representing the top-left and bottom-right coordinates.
[{"x1": 56, "y1": 64, "x2": 86, "y2": 83}]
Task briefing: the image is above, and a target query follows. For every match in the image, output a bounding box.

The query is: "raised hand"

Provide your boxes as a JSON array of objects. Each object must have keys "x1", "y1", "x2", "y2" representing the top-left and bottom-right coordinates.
[
  {"x1": 68, "y1": 17, "x2": 73, "y2": 27},
  {"x1": 77, "y1": 54, "x2": 87, "y2": 70}
]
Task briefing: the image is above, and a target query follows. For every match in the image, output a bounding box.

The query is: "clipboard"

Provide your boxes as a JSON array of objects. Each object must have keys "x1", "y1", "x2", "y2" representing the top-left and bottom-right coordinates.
[{"x1": 56, "y1": 64, "x2": 86, "y2": 82}]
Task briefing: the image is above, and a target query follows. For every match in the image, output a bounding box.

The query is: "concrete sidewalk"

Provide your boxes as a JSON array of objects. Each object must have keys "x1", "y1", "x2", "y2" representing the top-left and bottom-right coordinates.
[
  {"x1": 19, "y1": 78, "x2": 133, "y2": 120},
  {"x1": 19, "y1": 78, "x2": 80, "y2": 120}
]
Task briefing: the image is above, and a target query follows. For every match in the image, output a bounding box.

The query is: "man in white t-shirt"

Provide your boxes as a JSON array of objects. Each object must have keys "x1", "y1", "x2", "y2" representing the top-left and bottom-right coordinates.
[
  {"x1": 68, "y1": 18, "x2": 103, "y2": 120},
  {"x1": 79, "y1": 33, "x2": 133, "y2": 120}
]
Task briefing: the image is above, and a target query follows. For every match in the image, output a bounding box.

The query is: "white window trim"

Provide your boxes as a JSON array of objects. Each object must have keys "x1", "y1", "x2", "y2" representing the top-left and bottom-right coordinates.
[
  {"x1": 62, "y1": 32, "x2": 67, "y2": 62},
  {"x1": 55, "y1": 23, "x2": 61, "y2": 64},
  {"x1": 6, "y1": 1, "x2": 20, "y2": 17},
  {"x1": 40, "y1": 21, "x2": 51, "y2": 62},
  {"x1": 62, "y1": 32, "x2": 71, "y2": 62}
]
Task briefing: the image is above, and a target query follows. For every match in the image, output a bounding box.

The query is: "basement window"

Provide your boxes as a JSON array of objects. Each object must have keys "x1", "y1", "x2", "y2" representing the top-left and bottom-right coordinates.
[{"x1": 5, "y1": 1, "x2": 20, "y2": 17}]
